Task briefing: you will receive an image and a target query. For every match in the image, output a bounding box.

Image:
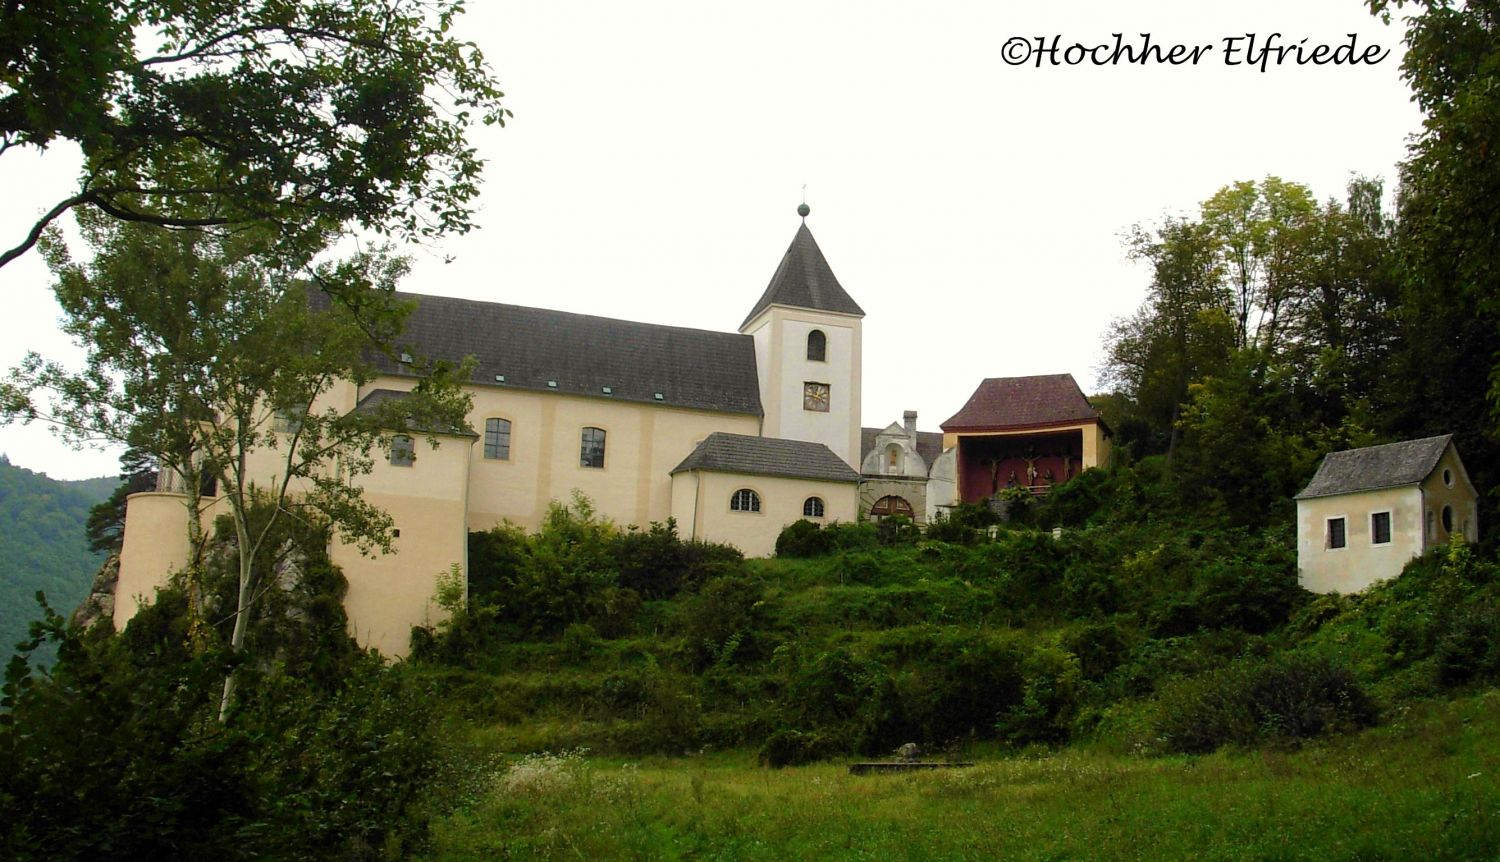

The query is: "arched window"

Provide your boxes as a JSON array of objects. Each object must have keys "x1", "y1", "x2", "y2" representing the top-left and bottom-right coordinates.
[
  {"x1": 484, "y1": 418, "x2": 512, "y2": 460},
  {"x1": 731, "y1": 488, "x2": 761, "y2": 512},
  {"x1": 1442, "y1": 504, "x2": 1454, "y2": 534},
  {"x1": 870, "y1": 495, "x2": 913, "y2": 519},
  {"x1": 803, "y1": 496, "x2": 825, "y2": 518},
  {"x1": 580, "y1": 427, "x2": 606, "y2": 468},
  {"x1": 389, "y1": 435, "x2": 415, "y2": 467},
  {"x1": 807, "y1": 329, "x2": 826, "y2": 362}
]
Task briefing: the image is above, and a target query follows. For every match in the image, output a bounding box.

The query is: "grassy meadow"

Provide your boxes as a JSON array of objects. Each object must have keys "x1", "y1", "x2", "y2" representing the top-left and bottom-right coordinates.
[{"x1": 425, "y1": 690, "x2": 1500, "y2": 861}]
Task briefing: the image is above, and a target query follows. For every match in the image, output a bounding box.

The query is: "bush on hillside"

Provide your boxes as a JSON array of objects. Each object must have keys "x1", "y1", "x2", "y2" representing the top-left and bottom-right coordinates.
[{"x1": 1154, "y1": 653, "x2": 1377, "y2": 754}]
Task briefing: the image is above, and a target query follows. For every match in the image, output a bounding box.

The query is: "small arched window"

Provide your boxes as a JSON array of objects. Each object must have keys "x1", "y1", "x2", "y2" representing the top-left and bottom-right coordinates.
[
  {"x1": 731, "y1": 488, "x2": 761, "y2": 512},
  {"x1": 1442, "y1": 504, "x2": 1454, "y2": 534},
  {"x1": 807, "y1": 329, "x2": 826, "y2": 362},
  {"x1": 804, "y1": 496, "x2": 825, "y2": 518},
  {"x1": 484, "y1": 418, "x2": 512, "y2": 460},
  {"x1": 580, "y1": 427, "x2": 606, "y2": 468}
]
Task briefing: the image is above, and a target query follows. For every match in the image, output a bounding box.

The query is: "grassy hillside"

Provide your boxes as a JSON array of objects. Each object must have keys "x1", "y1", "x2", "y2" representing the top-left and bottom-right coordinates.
[
  {"x1": 425, "y1": 691, "x2": 1500, "y2": 861},
  {"x1": 0, "y1": 456, "x2": 113, "y2": 656}
]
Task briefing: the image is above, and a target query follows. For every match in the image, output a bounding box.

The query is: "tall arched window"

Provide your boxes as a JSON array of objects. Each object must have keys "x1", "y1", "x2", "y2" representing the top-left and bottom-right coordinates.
[
  {"x1": 731, "y1": 488, "x2": 761, "y2": 512},
  {"x1": 807, "y1": 329, "x2": 826, "y2": 362},
  {"x1": 484, "y1": 418, "x2": 512, "y2": 460},
  {"x1": 580, "y1": 427, "x2": 606, "y2": 468},
  {"x1": 803, "y1": 496, "x2": 825, "y2": 518}
]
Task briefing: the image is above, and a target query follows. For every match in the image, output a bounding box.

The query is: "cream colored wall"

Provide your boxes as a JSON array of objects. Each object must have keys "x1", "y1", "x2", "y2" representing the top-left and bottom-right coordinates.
[
  {"x1": 333, "y1": 429, "x2": 472, "y2": 656},
  {"x1": 1297, "y1": 486, "x2": 1422, "y2": 594},
  {"x1": 1418, "y1": 445, "x2": 1480, "y2": 551},
  {"x1": 452, "y1": 379, "x2": 760, "y2": 532},
  {"x1": 114, "y1": 492, "x2": 197, "y2": 630},
  {"x1": 673, "y1": 470, "x2": 858, "y2": 557},
  {"x1": 744, "y1": 306, "x2": 862, "y2": 469}
]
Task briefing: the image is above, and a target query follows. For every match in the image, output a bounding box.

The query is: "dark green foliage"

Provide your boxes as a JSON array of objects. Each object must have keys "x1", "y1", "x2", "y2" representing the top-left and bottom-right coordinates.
[
  {"x1": 614, "y1": 519, "x2": 744, "y2": 599},
  {"x1": 2, "y1": 585, "x2": 440, "y2": 861},
  {"x1": 677, "y1": 576, "x2": 769, "y2": 671},
  {"x1": 419, "y1": 500, "x2": 748, "y2": 660},
  {"x1": 758, "y1": 728, "x2": 842, "y2": 768},
  {"x1": 1154, "y1": 653, "x2": 1377, "y2": 754},
  {"x1": 0, "y1": 457, "x2": 112, "y2": 663},
  {"x1": 775, "y1": 519, "x2": 879, "y2": 558}
]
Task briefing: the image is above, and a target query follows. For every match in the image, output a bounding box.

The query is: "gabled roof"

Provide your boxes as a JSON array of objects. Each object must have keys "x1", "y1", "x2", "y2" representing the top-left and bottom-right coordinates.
[
  {"x1": 369, "y1": 292, "x2": 763, "y2": 417},
  {"x1": 860, "y1": 426, "x2": 947, "y2": 474},
  {"x1": 740, "y1": 223, "x2": 865, "y2": 329},
  {"x1": 941, "y1": 374, "x2": 1101, "y2": 432},
  {"x1": 354, "y1": 388, "x2": 478, "y2": 437},
  {"x1": 670, "y1": 432, "x2": 860, "y2": 483},
  {"x1": 1295, "y1": 434, "x2": 1455, "y2": 500}
]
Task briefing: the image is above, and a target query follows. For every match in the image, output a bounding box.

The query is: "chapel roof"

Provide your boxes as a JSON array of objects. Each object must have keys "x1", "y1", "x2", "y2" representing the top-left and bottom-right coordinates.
[
  {"x1": 670, "y1": 432, "x2": 860, "y2": 483},
  {"x1": 1294, "y1": 434, "x2": 1455, "y2": 500},
  {"x1": 369, "y1": 292, "x2": 764, "y2": 417},
  {"x1": 740, "y1": 220, "x2": 865, "y2": 329},
  {"x1": 940, "y1": 374, "x2": 1101, "y2": 432}
]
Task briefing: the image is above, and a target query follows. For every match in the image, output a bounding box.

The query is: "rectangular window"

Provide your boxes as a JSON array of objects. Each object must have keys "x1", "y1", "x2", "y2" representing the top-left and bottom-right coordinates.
[
  {"x1": 1326, "y1": 517, "x2": 1346, "y2": 550},
  {"x1": 1371, "y1": 511, "x2": 1392, "y2": 545},
  {"x1": 390, "y1": 435, "x2": 415, "y2": 467},
  {"x1": 484, "y1": 418, "x2": 511, "y2": 460},
  {"x1": 272, "y1": 407, "x2": 304, "y2": 434},
  {"x1": 580, "y1": 427, "x2": 606, "y2": 468}
]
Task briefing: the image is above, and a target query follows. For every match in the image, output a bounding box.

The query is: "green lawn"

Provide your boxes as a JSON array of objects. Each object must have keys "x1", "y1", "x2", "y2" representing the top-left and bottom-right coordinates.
[{"x1": 424, "y1": 689, "x2": 1500, "y2": 861}]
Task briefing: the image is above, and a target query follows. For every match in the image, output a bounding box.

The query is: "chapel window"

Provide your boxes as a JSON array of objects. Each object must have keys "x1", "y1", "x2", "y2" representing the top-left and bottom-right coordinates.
[
  {"x1": 804, "y1": 496, "x2": 825, "y2": 518},
  {"x1": 1326, "y1": 517, "x2": 1346, "y2": 550},
  {"x1": 580, "y1": 427, "x2": 606, "y2": 469},
  {"x1": 484, "y1": 418, "x2": 512, "y2": 460},
  {"x1": 390, "y1": 435, "x2": 415, "y2": 467},
  {"x1": 1371, "y1": 511, "x2": 1392, "y2": 546},
  {"x1": 731, "y1": 488, "x2": 761, "y2": 512}
]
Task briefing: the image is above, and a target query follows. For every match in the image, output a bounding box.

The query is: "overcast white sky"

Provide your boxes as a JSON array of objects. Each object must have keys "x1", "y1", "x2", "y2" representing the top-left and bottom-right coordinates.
[{"x1": 0, "y1": 0, "x2": 1424, "y2": 480}]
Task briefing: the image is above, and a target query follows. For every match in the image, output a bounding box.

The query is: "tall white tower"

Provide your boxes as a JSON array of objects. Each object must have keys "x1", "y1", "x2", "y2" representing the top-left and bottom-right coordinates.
[{"x1": 739, "y1": 205, "x2": 864, "y2": 468}]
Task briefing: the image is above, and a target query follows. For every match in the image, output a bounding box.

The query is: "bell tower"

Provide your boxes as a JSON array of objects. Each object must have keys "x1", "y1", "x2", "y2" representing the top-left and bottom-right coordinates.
[{"x1": 739, "y1": 205, "x2": 864, "y2": 468}]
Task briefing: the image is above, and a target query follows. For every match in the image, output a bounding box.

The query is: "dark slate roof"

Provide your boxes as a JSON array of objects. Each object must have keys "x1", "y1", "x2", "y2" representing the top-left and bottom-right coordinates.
[
  {"x1": 860, "y1": 426, "x2": 948, "y2": 475},
  {"x1": 740, "y1": 223, "x2": 865, "y2": 329},
  {"x1": 1295, "y1": 434, "x2": 1454, "y2": 500},
  {"x1": 371, "y1": 292, "x2": 763, "y2": 416},
  {"x1": 941, "y1": 374, "x2": 1101, "y2": 431},
  {"x1": 670, "y1": 432, "x2": 860, "y2": 483},
  {"x1": 353, "y1": 388, "x2": 477, "y2": 437}
]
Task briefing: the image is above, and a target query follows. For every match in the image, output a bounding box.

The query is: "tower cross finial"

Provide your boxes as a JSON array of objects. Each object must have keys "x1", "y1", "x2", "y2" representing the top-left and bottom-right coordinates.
[{"x1": 798, "y1": 184, "x2": 810, "y2": 220}]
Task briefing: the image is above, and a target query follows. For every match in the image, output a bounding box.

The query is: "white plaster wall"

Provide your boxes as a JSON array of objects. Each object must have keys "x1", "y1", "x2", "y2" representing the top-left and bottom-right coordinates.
[
  {"x1": 1297, "y1": 486, "x2": 1422, "y2": 594},
  {"x1": 681, "y1": 470, "x2": 858, "y2": 556}
]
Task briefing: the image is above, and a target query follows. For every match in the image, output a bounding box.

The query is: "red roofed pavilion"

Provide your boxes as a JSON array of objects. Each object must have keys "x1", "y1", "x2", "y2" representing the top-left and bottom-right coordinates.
[{"x1": 940, "y1": 374, "x2": 1111, "y2": 502}]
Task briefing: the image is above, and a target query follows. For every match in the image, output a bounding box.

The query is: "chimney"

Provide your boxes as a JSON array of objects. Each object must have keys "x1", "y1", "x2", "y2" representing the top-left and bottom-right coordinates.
[{"x1": 903, "y1": 410, "x2": 918, "y2": 441}]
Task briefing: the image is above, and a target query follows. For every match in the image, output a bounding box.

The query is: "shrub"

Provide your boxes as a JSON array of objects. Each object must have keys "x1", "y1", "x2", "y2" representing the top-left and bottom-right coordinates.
[
  {"x1": 758, "y1": 729, "x2": 843, "y2": 768},
  {"x1": 1154, "y1": 653, "x2": 1377, "y2": 754},
  {"x1": 776, "y1": 518, "x2": 835, "y2": 558},
  {"x1": 677, "y1": 575, "x2": 769, "y2": 671}
]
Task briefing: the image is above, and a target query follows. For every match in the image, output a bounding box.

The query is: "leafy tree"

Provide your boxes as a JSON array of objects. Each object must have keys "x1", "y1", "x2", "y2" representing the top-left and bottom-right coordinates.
[
  {"x1": 1105, "y1": 217, "x2": 1235, "y2": 459},
  {"x1": 0, "y1": 0, "x2": 510, "y2": 268},
  {"x1": 2, "y1": 217, "x2": 473, "y2": 719},
  {"x1": 1201, "y1": 178, "x2": 1318, "y2": 355},
  {"x1": 1364, "y1": 0, "x2": 1500, "y2": 529}
]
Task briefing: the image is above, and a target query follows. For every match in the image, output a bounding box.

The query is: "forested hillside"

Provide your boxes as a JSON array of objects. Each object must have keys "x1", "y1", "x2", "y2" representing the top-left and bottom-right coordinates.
[{"x1": 0, "y1": 456, "x2": 112, "y2": 657}]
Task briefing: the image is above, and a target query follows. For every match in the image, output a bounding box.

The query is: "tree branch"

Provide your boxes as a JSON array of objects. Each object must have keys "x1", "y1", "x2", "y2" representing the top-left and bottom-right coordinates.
[{"x1": 0, "y1": 192, "x2": 94, "y2": 269}]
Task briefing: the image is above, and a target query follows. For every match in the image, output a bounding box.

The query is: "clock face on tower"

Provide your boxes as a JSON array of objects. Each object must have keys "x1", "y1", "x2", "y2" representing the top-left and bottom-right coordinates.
[{"x1": 803, "y1": 382, "x2": 831, "y2": 412}]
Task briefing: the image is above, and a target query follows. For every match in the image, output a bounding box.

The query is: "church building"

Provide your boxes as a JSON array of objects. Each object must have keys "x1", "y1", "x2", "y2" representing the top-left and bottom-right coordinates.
[{"x1": 114, "y1": 206, "x2": 1106, "y2": 655}]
